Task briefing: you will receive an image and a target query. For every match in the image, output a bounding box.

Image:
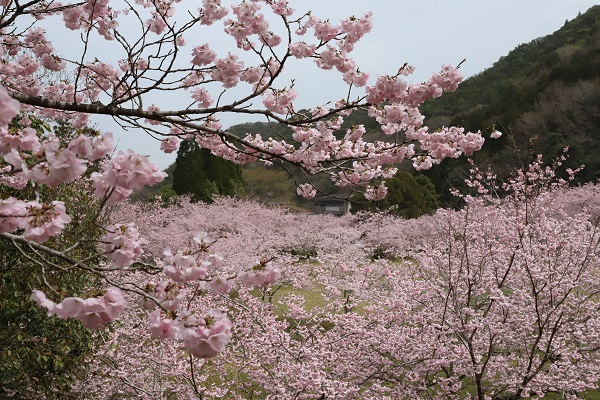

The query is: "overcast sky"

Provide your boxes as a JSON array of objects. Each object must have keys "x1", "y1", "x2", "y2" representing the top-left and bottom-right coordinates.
[{"x1": 100, "y1": 0, "x2": 598, "y2": 169}]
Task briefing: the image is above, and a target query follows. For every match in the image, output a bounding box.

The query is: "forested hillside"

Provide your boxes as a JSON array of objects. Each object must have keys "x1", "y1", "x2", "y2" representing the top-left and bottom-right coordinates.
[{"x1": 421, "y1": 5, "x2": 600, "y2": 201}]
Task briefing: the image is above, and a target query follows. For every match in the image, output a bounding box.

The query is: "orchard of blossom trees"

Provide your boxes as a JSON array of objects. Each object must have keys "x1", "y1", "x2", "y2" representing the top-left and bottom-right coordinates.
[
  {"x1": 1, "y1": 0, "x2": 599, "y2": 398},
  {"x1": 50, "y1": 165, "x2": 600, "y2": 399}
]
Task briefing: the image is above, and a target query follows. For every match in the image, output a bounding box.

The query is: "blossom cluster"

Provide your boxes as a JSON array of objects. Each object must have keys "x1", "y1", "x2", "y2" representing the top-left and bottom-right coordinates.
[
  {"x1": 90, "y1": 150, "x2": 167, "y2": 204},
  {"x1": 0, "y1": 84, "x2": 20, "y2": 126},
  {"x1": 0, "y1": 198, "x2": 71, "y2": 243},
  {"x1": 150, "y1": 309, "x2": 232, "y2": 358},
  {"x1": 102, "y1": 223, "x2": 147, "y2": 267},
  {"x1": 132, "y1": 227, "x2": 281, "y2": 357},
  {"x1": 239, "y1": 258, "x2": 281, "y2": 287},
  {"x1": 31, "y1": 288, "x2": 128, "y2": 329}
]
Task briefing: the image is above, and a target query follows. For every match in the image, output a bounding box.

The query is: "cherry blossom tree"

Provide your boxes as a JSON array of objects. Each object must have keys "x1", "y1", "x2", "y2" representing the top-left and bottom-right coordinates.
[
  {"x1": 388, "y1": 157, "x2": 600, "y2": 399},
  {"x1": 0, "y1": 0, "x2": 498, "y2": 362}
]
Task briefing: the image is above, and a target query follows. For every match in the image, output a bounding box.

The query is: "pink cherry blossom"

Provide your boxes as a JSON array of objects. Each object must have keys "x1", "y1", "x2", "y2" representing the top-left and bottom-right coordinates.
[
  {"x1": 268, "y1": 0, "x2": 294, "y2": 17},
  {"x1": 190, "y1": 43, "x2": 217, "y2": 66},
  {"x1": 89, "y1": 132, "x2": 114, "y2": 161},
  {"x1": 20, "y1": 201, "x2": 72, "y2": 243},
  {"x1": 102, "y1": 223, "x2": 147, "y2": 267},
  {"x1": 31, "y1": 288, "x2": 127, "y2": 329},
  {"x1": 262, "y1": 88, "x2": 296, "y2": 114},
  {"x1": 0, "y1": 84, "x2": 20, "y2": 127},
  {"x1": 239, "y1": 259, "x2": 281, "y2": 288},
  {"x1": 364, "y1": 182, "x2": 388, "y2": 201},
  {"x1": 190, "y1": 87, "x2": 213, "y2": 107},
  {"x1": 179, "y1": 309, "x2": 232, "y2": 358},
  {"x1": 289, "y1": 41, "x2": 317, "y2": 58},
  {"x1": 30, "y1": 289, "x2": 57, "y2": 315},
  {"x1": 296, "y1": 183, "x2": 317, "y2": 199},
  {"x1": 91, "y1": 150, "x2": 166, "y2": 204},
  {"x1": 145, "y1": 11, "x2": 169, "y2": 35},
  {"x1": 313, "y1": 19, "x2": 340, "y2": 42},
  {"x1": 490, "y1": 130, "x2": 502, "y2": 139},
  {"x1": 342, "y1": 68, "x2": 370, "y2": 87},
  {"x1": 210, "y1": 53, "x2": 244, "y2": 88},
  {"x1": 240, "y1": 65, "x2": 267, "y2": 86},
  {"x1": 209, "y1": 276, "x2": 232, "y2": 295},
  {"x1": 176, "y1": 36, "x2": 186, "y2": 46},
  {"x1": 41, "y1": 54, "x2": 66, "y2": 71},
  {"x1": 0, "y1": 197, "x2": 26, "y2": 233},
  {"x1": 149, "y1": 310, "x2": 179, "y2": 340},
  {"x1": 160, "y1": 136, "x2": 179, "y2": 153},
  {"x1": 29, "y1": 137, "x2": 88, "y2": 186},
  {"x1": 199, "y1": 0, "x2": 229, "y2": 25},
  {"x1": 340, "y1": 13, "x2": 373, "y2": 47},
  {"x1": 162, "y1": 248, "x2": 209, "y2": 282}
]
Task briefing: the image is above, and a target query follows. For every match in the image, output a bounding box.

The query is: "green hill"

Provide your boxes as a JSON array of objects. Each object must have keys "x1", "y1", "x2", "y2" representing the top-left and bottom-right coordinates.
[{"x1": 420, "y1": 5, "x2": 600, "y2": 201}]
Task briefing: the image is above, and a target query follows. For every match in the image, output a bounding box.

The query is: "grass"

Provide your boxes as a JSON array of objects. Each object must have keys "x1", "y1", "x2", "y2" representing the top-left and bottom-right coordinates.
[{"x1": 267, "y1": 284, "x2": 325, "y2": 312}]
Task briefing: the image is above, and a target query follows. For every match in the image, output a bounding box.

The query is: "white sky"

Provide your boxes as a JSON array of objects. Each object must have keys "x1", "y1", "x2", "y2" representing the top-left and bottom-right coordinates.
[{"x1": 93, "y1": 0, "x2": 598, "y2": 169}]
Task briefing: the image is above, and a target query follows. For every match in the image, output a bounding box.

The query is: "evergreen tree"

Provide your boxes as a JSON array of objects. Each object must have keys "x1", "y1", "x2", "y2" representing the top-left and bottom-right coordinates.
[
  {"x1": 351, "y1": 171, "x2": 439, "y2": 218},
  {"x1": 172, "y1": 139, "x2": 244, "y2": 202}
]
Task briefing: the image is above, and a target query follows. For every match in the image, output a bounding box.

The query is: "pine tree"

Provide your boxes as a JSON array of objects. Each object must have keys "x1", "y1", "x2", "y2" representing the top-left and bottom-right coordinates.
[
  {"x1": 351, "y1": 171, "x2": 439, "y2": 218},
  {"x1": 172, "y1": 139, "x2": 244, "y2": 202}
]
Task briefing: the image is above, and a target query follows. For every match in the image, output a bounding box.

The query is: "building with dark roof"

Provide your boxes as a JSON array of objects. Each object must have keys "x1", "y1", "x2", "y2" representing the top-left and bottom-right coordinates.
[{"x1": 313, "y1": 197, "x2": 350, "y2": 215}]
